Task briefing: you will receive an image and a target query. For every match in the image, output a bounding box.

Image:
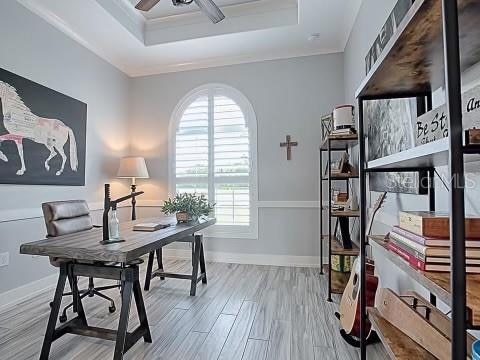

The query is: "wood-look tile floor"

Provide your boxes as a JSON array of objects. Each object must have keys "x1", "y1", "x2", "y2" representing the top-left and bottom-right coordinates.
[{"x1": 0, "y1": 260, "x2": 388, "y2": 360}]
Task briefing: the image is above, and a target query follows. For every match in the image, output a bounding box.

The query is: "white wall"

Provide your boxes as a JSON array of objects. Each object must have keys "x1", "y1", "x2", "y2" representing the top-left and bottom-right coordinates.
[
  {"x1": 129, "y1": 54, "x2": 345, "y2": 264},
  {"x1": 0, "y1": 1, "x2": 132, "y2": 294}
]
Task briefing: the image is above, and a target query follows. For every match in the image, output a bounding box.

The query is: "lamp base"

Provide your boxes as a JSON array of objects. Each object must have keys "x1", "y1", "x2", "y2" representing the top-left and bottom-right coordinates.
[{"x1": 131, "y1": 184, "x2": 137, "y2": 221}]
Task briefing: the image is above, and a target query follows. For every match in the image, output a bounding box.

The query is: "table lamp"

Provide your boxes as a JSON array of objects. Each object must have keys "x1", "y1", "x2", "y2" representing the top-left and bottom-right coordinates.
[{"x1": 117, "y1": 156, "x2": 149, "y2": 220}]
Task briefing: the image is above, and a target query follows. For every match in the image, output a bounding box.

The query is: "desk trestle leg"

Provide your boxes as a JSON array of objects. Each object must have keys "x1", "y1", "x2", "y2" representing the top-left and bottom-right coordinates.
[
  {"x1": 40, "y1": 262, "x2": 151, "y2": 360},
  {"x1": 143, "y1": 234, "x2": 208, "y2": 296},
  {"x1": 40, "y1": 264, "x2": 68, "y2": 360}
]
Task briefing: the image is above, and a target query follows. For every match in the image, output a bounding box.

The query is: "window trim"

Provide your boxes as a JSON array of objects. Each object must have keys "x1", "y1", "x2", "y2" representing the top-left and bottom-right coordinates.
[{"x1": 168, "y1": 84, "x2": 258, "y2": 239}]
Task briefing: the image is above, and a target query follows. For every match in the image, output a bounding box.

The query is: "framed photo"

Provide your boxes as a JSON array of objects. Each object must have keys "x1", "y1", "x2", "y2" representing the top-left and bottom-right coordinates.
[
  {"x1": 365, "y1": 98, "x2": 427, "y2": 194},
  {"x1": 330, "y1": 152, "x2": 349, "y2": 175},
  {"x1": 321, "y1": 113, "x2": 333, "y2": 140}
]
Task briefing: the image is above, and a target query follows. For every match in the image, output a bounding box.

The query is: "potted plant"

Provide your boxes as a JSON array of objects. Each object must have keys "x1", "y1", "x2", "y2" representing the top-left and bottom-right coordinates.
[{"x1": 162, "y1": 193, "x2": 215, "y2": 223}]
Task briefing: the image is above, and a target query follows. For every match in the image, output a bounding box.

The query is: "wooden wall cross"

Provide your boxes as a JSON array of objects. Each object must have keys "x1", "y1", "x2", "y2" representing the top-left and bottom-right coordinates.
[{"x1": 280, "y1": 135, "x2": 298, "y2": 160}]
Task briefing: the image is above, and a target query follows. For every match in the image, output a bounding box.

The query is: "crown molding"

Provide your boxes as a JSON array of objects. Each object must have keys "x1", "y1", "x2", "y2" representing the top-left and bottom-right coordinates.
[{"x1": 128, "y1": 49, "x2": 342, "y2": 77}]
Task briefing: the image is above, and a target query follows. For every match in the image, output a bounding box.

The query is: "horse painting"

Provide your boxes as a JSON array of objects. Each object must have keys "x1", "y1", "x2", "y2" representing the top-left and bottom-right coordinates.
[{"x1": 0, "y1": 80, "x2": 78, "y2": 176}]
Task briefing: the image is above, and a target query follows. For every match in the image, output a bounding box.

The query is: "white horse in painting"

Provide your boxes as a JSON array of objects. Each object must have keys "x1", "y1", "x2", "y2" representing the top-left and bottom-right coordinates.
[{"x1": 0, "y1": 81, "x2": 78, "y2": 176}]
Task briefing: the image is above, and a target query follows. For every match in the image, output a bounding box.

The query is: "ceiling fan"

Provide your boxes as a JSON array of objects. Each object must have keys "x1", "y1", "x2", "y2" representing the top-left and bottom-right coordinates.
[{"x1": 135, "y1": 0, "x2": 226, "y2": 24}]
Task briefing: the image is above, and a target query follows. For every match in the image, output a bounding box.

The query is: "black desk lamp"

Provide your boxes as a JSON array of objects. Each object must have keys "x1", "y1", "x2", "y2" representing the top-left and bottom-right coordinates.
[
  {"x1": 102, "y1": 184, "x2": 144, "y2": 243},
  {"x1": 117, "y1": 156, "x2": 149, "y2": 220}
]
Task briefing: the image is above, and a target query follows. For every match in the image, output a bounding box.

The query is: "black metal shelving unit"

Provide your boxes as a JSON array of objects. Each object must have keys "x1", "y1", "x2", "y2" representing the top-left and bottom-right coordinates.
[
  {"x1": 355, "y1": 0, "x2": 480, "y2": 359},
  {"x1": 319, "y1": 134, "x2": 359, "y2": 302}
]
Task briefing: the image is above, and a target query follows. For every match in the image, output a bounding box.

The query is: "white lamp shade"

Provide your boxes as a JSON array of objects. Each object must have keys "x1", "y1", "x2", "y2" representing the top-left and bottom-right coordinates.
[{"x1": 117, "y1": 157, "x2": 149, "y2": 179}]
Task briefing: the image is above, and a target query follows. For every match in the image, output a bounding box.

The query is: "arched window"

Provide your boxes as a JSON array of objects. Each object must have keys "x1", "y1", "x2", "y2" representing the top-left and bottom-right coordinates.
[{"x1": 169, "y1": 84, "x2": 257, "y2": 238}]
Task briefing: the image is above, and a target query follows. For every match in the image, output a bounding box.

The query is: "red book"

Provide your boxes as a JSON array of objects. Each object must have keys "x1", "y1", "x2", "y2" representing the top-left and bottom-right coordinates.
[
  {"x1": 387, "y1": 241, "x2": 480, "y2": 272},
  {"x1": 392, "y1": 226, "x2": 480, "y2": 248},
  {"x1": 388, "y1": 241, "x2": 425, "y2": 270}
]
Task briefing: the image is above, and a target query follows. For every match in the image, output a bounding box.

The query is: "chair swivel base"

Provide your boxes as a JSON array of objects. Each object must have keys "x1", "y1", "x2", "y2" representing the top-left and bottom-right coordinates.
[{"x1": 50, "y1": 283, "x2": 119, "y2": 323}]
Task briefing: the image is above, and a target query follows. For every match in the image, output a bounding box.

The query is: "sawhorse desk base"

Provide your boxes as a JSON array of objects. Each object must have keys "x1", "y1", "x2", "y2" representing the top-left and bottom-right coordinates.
[
  {"x1": 40, "y1": 262, "x2": 152, "y2": 360},
  {"x1": 144, "y1": 234, "x2": 207, "y2": 296}
]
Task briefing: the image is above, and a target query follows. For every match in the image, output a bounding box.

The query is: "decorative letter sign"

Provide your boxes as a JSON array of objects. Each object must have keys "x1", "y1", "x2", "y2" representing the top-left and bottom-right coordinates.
[{"x1": 415, "y1": 85, "x2": 480, "y2": 146}]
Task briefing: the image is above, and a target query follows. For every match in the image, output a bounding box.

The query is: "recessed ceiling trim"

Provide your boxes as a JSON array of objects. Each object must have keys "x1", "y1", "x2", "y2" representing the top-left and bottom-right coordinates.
[
  {"x1": 145, "y1": 1, "x2": 298, "y2": 46},
  {"x1": 146, "y1": 0, "x2": 296, "y2": 29},
  {"x1": 97, "y1": 0, "x2": 298, "y2": 46}
]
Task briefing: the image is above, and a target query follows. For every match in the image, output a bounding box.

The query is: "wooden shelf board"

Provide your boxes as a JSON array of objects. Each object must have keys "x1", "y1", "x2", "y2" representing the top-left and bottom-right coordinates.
[
  {"x1": 356, "y1": 0, "x2": 480, "y2": 98},
  {"x1": 322, "y1": 236, "x2": 360, "y2": 256},
  {"x1": 367, "y1": 138, "x2": 480, "y2": 170},
  {"x1": 320, "y1": 134, "x2": 358, "y2": 150},
  {"x1": 322, "y1": 173, "x2": 359, "y2": 180},
  {"x1": 367, "y1": 138, "x2": 448, "y2": 170},
  {"x1": 368, "y1": 308, "x2": 437, "y2": 360},
  {"x1": 369, "y1": 236, "x2": 480, "y2": 325},
  {"x1": 367, "y1": 137, "x2": 480, "y2": 170},
  {"x1": 323, "y1": 264, "x2": 350, "y2": 294},
  {"x1": 331, "y1": 210, "x2": 360, "y2": 218}
]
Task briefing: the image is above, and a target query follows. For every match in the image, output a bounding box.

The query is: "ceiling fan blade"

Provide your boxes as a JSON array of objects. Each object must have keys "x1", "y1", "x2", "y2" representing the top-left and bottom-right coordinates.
[
  {"x1": 135, "y1": 0, "x2": 161, "y2": 11},
  {"x1": 193, "y1": 0, "x2": 225, "y2": 23}
]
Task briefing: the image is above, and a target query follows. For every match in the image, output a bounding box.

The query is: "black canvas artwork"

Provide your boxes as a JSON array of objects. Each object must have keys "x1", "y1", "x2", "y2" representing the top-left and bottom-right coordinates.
[
  {"x1": 0, "y1": 68, "x2": 86, "y2": 185},
  {"x1": 365, "y1": 98, "x2": 427, "y2": 194}
]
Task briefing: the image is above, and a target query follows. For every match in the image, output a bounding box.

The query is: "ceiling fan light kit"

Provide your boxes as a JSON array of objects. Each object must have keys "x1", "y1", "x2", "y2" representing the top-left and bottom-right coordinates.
[{"x1": 135, "y1": 0, "x2": 225, "y2": 24}]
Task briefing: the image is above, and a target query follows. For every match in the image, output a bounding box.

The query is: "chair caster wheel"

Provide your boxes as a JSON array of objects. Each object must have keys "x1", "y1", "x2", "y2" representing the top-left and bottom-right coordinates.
[
  {"x1": 109, "y1": 305, "x2": 116, "y2": 313},
  {"x1": 59, "y1": 314, "x2": 67, "y2": 323}
]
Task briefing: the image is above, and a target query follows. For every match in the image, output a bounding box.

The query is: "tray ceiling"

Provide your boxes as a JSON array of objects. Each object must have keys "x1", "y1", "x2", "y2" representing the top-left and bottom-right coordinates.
[{"x1": 16, "y1": 0, "x2": 362, "y2": 77}]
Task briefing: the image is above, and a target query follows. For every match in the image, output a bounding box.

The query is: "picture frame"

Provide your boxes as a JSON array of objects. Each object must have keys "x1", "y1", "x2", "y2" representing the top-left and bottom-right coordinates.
[
  {"x1": 321, "y1": 113, "x2": 333, "y2": 140},
  {"x1": 365, "y1": 97, "x2": 428, "y2": 194},
  {"x1": 329, "y1": 152, "x2": 349, "y2": 175},
  {"x1": 0, "y1": 68, "x2": 87, "y2": 185}
]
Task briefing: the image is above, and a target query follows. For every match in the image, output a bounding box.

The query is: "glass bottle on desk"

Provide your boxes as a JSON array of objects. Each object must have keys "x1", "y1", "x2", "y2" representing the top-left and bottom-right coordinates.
[{"x1": 109, "y1": 208, "x2": 120, "y2": 240}]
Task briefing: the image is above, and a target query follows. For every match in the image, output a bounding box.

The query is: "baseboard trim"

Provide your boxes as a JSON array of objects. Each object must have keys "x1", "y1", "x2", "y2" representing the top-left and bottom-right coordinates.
[
  {"x1": 163, "y1": 248, "x2": 322, "y2": 268},
  {"x1": 0, "y1": 273, "x2": 58, "y2": 311}
]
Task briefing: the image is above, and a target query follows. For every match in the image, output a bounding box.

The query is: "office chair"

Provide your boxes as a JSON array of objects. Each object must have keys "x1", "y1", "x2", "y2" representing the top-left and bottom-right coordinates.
[{"x1": 42, "y1": 200, "x2": 119, "y2": 323}]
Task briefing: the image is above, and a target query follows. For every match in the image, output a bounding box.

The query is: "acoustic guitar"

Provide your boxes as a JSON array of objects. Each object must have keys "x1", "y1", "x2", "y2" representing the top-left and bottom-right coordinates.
[
  {"x1": 336, "y1": 192, "x2": 386, "y2": 346},
  {"x1": 338, "y1": 258, "x2": 378, "y2": 343}
]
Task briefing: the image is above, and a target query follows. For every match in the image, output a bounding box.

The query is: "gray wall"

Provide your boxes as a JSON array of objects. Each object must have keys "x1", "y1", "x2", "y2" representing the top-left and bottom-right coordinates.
[
  {"x1": 129, "y1": 54, "x2": 345, "y2": 259},
  {"x1": 0, "y1": 1, "x2": 132, "y2": 294}
]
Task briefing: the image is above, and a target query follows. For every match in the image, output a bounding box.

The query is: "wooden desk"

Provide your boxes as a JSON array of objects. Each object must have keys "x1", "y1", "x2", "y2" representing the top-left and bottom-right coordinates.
[{"x1": 20, "y1": 217, "x2": 215, "y2": 360}]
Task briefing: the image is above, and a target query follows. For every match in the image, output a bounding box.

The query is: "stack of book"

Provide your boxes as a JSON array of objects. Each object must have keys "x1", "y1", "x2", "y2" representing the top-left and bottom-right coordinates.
[
  {"x1": 387, "y1": 211, "x2": 480, "y2": 273},
  {"x1": 133, "y1": 223, "x2": 170, "y2": 232},
  {"x1": 330, "y1": 128, "x2": 356, "y2": 136}
]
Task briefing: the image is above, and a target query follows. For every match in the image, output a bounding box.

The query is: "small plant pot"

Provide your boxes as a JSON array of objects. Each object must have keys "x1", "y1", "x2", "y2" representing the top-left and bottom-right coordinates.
[{"x1": 176, "y1": 212, "x2": 190, "y2": 223}]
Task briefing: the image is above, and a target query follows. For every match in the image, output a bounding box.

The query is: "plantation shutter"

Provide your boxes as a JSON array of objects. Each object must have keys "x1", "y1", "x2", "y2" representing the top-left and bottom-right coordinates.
[{"x1": 175, "y1": 88, "x2": 251, "y2": 226}]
